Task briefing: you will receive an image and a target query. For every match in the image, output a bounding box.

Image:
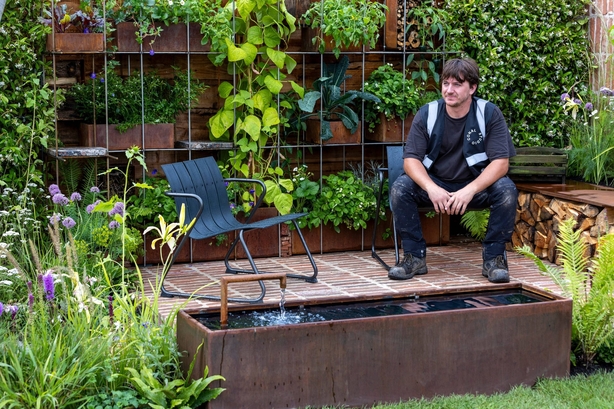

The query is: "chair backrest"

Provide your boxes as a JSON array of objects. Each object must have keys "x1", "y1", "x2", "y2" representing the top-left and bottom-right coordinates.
[
  {"x1": 386, "y1": 145, "x2": 405, "y2": 186},
  {"x1": 162, "y1": 156, "x2": 237, "y2": 238}
]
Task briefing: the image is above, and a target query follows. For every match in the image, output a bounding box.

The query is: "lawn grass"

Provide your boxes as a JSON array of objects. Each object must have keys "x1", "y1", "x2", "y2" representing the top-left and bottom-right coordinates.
[{"x1": 321, "y1": 370, "x2": 614, "y2": 409}]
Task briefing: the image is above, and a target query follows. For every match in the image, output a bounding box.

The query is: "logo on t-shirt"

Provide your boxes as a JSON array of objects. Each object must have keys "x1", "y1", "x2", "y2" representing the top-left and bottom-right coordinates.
[{"x1": 466, "y1": 128, "x2": 483, "y2": 146}]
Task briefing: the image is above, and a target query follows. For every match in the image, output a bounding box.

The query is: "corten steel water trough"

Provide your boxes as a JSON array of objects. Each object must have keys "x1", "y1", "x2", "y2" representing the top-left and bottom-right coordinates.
[{"x1": 176, "y1": 283, "x2": 571, "y2": 409}]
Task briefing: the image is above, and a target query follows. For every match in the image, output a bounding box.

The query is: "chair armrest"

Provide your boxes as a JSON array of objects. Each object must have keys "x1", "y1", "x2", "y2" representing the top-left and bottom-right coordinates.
[
  {"x1": 224, "y1": 177, "x2": 267, "y2": 223},
  {"x1": 165, "y1": 191, "x2": 205, "y2": 225}
]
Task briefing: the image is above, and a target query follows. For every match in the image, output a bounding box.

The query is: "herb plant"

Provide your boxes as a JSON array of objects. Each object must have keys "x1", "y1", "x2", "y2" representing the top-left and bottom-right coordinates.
[
  {"x1": 301, "y1": 0, "x2": 387, "y2": 58},
  {"x1": 363, "y1": 63, "x2": 423, "y2": 133},
  {"x1": 69, "y1": 64, "x2": 207, "y2": 132}
]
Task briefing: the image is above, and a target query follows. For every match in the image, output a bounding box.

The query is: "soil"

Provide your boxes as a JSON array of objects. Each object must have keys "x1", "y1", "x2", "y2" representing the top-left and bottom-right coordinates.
[{"x1": 569, "y1": 361, "x2": 614, "y2": 377}]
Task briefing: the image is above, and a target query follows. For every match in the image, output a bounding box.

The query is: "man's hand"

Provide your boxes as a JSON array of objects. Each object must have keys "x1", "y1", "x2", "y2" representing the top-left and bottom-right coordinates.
[
  {"x1": 444, "y1": 187, "x2": 475, "y2": 215},
  {"x1": 426, "y1": 185, "x2": 453, "y2": 214}
]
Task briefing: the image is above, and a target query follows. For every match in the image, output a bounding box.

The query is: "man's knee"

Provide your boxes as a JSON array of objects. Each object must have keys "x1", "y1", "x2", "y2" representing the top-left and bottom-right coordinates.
[
  {"x1": 390, "y1": 175, "x2": 417, "y2": 206},
  {"x1": 490, "y1": 177, "x2": 518, "y2": 209}
]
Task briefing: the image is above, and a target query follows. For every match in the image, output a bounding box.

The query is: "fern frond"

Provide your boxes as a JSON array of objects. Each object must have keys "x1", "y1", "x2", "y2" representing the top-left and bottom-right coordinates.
[
  {"x1": 58, "y1": 159, "x2": 83, "y2": 194},
  {"x1": 557, "y1": 218, "x2": 590, "y2": 305},
  {"x1": 515, "y1": 245, "x2": 570, "y2": 297},
  {"x1": 460, "y1": 209, "x2": 490, "y2": 241}
]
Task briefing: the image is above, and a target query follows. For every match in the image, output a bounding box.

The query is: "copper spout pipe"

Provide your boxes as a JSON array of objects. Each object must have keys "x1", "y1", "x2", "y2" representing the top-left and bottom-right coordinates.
[{"x1": 220, "y1": 273, "x2": 287, "y2": 329}]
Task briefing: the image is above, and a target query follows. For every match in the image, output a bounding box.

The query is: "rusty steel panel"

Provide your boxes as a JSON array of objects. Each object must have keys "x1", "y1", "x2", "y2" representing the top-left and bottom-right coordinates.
[{"x1": 176, "y1": 284, "x2": 571, "y2": 409}]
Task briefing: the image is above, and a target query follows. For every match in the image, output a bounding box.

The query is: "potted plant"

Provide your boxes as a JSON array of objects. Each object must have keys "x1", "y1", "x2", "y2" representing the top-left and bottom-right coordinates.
[
  {"x1": 106, "y1": 0, "x2": 231, "y2": 53},
  {"x1": 69, "y1": 62, "x2": 207, "y2": 150},
  {"x1": 406, "y1": 0, "x2": 449, "y2": 51},
  {"x1": 297, "y1": 55, "x2": 380, "y2": 144},
  {"x1": 301, "y1": 0, "x2": 388, "y2": 58},
  {"x1": 41, "y1": 1, "x2": 105, "y2": 53},
  {"x1": 363, "y1": 63, "x2": 424, "y2": 141}
]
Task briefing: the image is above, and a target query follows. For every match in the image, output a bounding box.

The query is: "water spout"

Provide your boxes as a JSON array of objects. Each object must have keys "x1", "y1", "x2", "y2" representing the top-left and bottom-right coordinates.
[{"x1": 220, "y1": 273, "x2": 287, "y2": 329}]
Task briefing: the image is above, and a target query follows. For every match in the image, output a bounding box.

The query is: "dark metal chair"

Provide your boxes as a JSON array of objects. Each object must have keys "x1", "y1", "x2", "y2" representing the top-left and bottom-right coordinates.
[
  {"x1": 160, "y1": 156, "x2": 318, "y2": 303},
  {"x1": 371, "y1": 145, "x2": 404, "y2": 271}
]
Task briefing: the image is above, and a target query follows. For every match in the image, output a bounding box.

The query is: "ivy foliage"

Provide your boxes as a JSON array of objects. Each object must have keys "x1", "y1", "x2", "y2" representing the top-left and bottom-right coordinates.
[
  {"x1": 0, "y1": 0, "x2": 59, "y2": 191},
  {"x1": 445, "y1": 0, "x2": 590, "y2": 148}
]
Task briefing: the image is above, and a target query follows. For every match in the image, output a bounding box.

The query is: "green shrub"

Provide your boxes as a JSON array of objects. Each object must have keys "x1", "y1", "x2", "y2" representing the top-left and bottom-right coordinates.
[{"x1": 445, "y1": 0, "x2": 590, "y2": 147}]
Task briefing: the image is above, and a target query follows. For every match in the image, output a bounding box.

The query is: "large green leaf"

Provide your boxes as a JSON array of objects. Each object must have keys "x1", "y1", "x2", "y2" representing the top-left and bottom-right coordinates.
[
  {"x1": 264, "y1": 75, "x2": 283, "y2": 94},
  {"x1": 262, "y1": 107, "x2": 280, "y2": 127},
  {"x1": 226, "y1": 40, "x2": 247, "y2": 62},
  {"x1": 241, "y1": 115, "x2": 262, "y2": 140},
  {"x1": 266, "y1": 48, "x2": 286, "y2": 69}
]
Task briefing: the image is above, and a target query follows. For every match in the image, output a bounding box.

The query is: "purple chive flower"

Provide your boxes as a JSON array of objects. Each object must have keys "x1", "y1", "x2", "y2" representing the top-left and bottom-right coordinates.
[
  {"x1": 585, "y1": 102, "x2": 594, "y2": 111},
  {"x1": 42, "y1": 272, "x2": 55, "y2": 301},
  {"x1": 52, "y1": 193, "x2": 69, "y2": 206},
  {"x1": 151, "y1": 169, "x2": 158, "y2": 175},
  {"x1": 600, "y1": 87, "x2": 614, "y2": 96},
  {"x1": 49, "y1": 213, "x2": 62, "y2": 224},
  {"x1": 560, "y1": 93, "x2": 570, "y2": 101},
  {"x1": 90, "y1": 186, "x2": 100, "y2": 193},
  {"x1": 91, "y1": 72, "x2": 96, "y2": 79},
  {"x1": 573, "y1": 98, "x2": 582, "y2": 105},
  {"x1": 0, "y1": 302, "x2": 3, "y2": 316},
  {"x1": 70, "y1": 192, "x2": 82, "y2": 201},
  {"x1": 108, "y1": 202, "x2": 124, "y2": 217},
  {"x1": 62, "y1": 217, "x2": 76, "y2": 229},
  {"x1": 86, "y1": 199, "x2": 101, "y2": 214},
  {"x1": 108, "y1": 220, "x2": 120, "y2": 229},
  {"x1": 48, "y1": 184, "x2": 61, "y2": 195},
  {"x1": 149, "y1": 49, "x2": 155, "y2": 56}
]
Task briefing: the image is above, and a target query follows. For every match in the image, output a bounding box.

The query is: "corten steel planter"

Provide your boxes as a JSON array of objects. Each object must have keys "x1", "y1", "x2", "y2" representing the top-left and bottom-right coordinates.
[
  {"x1": 305, "y1": 118, "x2": 361, "y2": 145},
  {"x1": 79, "y1": 123, "x2": 175, "y2": 150},
  {"x1": 46, "y1": 33, "x2": 105, "y2": 53},
  {"x1": 177, "y1": 283, "x2": 571, "y2": 409},
  {"x1": 115, "y1": 22, "x2": 210, "y2": 52},
  {"x1": 367, "y1": 113, "x2": 414, "y2": 142}
]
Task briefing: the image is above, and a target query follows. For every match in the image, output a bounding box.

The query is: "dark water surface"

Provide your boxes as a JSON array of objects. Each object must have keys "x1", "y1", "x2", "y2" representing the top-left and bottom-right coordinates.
[{"x1": 196, "y1": 289, "x2": 549, "y2": 330}]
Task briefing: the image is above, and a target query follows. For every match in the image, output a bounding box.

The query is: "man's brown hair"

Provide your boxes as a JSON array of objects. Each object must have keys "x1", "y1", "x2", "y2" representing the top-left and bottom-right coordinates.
[{"x1": 442, "y1": 58, "x2": 480, "y2": 91}]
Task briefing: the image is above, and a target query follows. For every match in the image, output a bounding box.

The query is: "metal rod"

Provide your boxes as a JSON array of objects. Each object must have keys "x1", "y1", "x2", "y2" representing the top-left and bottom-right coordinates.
[{"x1": 220, "y1": 273, "x2": 287, "y2": 329}]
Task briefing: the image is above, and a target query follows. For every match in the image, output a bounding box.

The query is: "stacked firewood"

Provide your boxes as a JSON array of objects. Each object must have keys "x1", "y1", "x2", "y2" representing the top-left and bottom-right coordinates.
[{"x1": 512, "y1": 192, "x2": 613, "y2": 264}]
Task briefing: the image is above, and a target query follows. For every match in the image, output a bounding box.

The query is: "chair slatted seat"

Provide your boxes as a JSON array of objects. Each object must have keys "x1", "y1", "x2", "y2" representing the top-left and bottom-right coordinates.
[{"x1": 161, "y1": 156, "x2": 318, "y2": 303}]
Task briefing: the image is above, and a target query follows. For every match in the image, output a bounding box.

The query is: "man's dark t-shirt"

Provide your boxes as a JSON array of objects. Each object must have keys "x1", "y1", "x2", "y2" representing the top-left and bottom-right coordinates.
[{"x1": 403, "y1": 105, "x2": 516, "y2": 182}]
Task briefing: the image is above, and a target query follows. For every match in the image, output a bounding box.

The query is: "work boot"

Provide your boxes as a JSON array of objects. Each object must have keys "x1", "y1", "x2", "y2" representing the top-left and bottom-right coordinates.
[
  {"x1": 482, "y1": 254, "x2": 510, "y2": 283},
  {"x1": 388, "y1": 254, "x2": 427, "y2": 280}
]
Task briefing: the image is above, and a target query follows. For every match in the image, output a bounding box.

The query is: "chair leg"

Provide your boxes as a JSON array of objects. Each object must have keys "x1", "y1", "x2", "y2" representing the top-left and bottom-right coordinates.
[
  {"x1": 223, "y1": 223, "x2": 318, "y2": 283},
  {"x1": 159, "y1": 234, "x2": 266, "y2": 304},
  {"x1": 285, "y1": 220, "x2": 318, "y2": 283}
]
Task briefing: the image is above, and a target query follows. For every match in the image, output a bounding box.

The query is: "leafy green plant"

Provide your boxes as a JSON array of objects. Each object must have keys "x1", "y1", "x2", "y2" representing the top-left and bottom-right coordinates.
[
  {"x1": 363, "y1": 63, "x2": 423, "y2": 133},
  {"x1": 127, "y1": 172, "x2": 177, "y2": 229},
  {"x1": 69, "y1": 63, "x2": 207, "y2": 132},
  {"x1": 297, "y1": 55, "x2": 380, "y2": 141},
  {"x1": 460, "y1": 209, "x2": 490, "y2": 241},
  {"x1": 40, "y1": 1, "x2": 105, "y2": 33},
  {"x1": 445, "y1": 0, "x2": 590, "y2": 147},
  {"x1": 207, "y1": 0, "x2": 302, "y2": 216},
  {"x1": 516, "y1": 218, "x2": 614, "y2": 367},
  {"x1": 301, "y1": 0, "x2": 387, "y2": 58},
  {"x1": 562, "y1": 88, "x2": 614, "y2": 186},
  {"x1": 306, "y1": 169, "x2": 379, "y2": 232}
]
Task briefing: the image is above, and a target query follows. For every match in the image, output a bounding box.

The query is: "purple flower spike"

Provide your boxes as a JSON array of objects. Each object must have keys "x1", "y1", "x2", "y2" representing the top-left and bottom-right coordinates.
[
  {"x1": 9, "y1": 305, "x2": 18, "y2": 320},
  {"x1": 86, "y1": 199, "x2": 102, "y2": 214},
  {"x1": 149, "y1": 48, "x2": 155, "y2": 56},
  {"x1": 108, "y1": 202, "x2": 125, "y2": 217},
  {"x1": 42, "y1": 272, "x2": 55, "y2": 301},
  {"x1": 560, "y1": 93, "x2": 570, "y2": 102},
  {"x1": 0, "y1": 302, "x2": 3, "y2": 316},
  {"x1": 49, "y1": 213, "x2": 62, "y2": 225},
  {"x1": 49, "y1": 184, "x2": 61, "y2": 195},
  {"x1": 28, "y1": 293, "x2": 34, "y2": 311},
  {"x1": 70, "y1": 192, "x2": 82, "y2": 201},
  {"x1": 62, "y1": 217, "x2": 76, "y2": 229},
  {"x1": 585, "y1": 102, "x2": 594, "y2": 111}
]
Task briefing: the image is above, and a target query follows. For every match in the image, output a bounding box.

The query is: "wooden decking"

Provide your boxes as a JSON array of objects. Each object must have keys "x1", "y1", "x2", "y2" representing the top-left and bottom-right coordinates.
[{"x1": 140, "y1": 238, "x2": 563, "y2": 318}]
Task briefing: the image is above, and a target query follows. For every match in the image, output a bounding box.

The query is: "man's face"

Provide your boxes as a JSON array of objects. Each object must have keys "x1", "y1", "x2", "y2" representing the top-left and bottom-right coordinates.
[{"x1": 441, "y1": 76, "x2": 476, "y2": 109}]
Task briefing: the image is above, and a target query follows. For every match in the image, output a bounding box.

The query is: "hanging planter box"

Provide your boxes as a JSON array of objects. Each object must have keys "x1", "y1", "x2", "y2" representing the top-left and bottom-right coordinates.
[
  {"x1": 115, "y1": 22, "x2": 210, "y2": 52},
  {"x1": 368, "y1": 113, "x2": 414, "y2": 142},
  {"x1": 79, "y1": 123, "x2": 175, "y2": 150},
  {"x1": 46, "y1": 33, "x2": 105, "y2": 53},
  {"x1": 305, "y1": 118, "x2": 361, "y2": 145}
]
